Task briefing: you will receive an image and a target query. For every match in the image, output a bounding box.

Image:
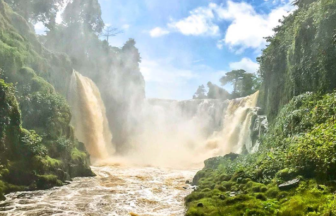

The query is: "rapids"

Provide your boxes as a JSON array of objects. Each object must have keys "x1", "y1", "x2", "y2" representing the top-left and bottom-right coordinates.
[{"x1": 0, "y1": 166, "x2": 196, "y2": 216}]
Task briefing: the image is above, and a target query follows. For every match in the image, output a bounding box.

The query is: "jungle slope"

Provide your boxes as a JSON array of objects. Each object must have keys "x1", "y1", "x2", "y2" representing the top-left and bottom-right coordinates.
[
  {"x1": 259, "y1": 0, "x2": 336, "y2": 122},
  {"x1": 186, "y1": 0, "x2": 336, "y2": 215},
  {"x1": 0, "y1": 0, "x2": 93, "y2": 200}
]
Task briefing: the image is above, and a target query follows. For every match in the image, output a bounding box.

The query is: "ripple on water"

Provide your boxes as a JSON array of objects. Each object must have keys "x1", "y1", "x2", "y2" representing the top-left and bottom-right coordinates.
[{"x1": 0, "y1": 166, "x2": 196, "y2": 216}]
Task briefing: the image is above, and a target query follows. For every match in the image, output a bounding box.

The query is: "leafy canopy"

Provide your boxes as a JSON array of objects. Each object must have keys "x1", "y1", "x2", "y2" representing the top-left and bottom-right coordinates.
[{"x1": 220, "y1": 69, "x2": 260, "y2": 98}]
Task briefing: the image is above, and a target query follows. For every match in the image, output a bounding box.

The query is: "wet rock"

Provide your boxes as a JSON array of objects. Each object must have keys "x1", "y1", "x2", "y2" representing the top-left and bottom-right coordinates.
[
  {"x1": 0, "y1": 194, "x2": 5, "y2": 201},
  {"x1": 224, "y1": 153, "x2": 240, "y2": 160},
  {"x1": 0, "y1": 206, "x2": 14, "y2": 211},
  {"x1": 191, "y1": 185, "x2": 198, "y2": 190},
  {"x1": 250, "y1": 114, "x2": 268, "y2": 152},
  {"x1": 183, "y1": 186, "x2": 188, "y2": 190},
  {"x1": 186, "y1": 180, "x2": 190, "y2": 184},
  {"x1": 197, "y1": 203, "x2": 204, "y2": 208},
  {"x1": 64, "y1": 180, "x2": 72, "y2": 185},
  {"x1": 278, "y1": 178, "x2": 300, "y2": 190},
  {"x1": 17, "y1": 193, "x2": 29, "y2": 198},
  {"x1": 0, "y1": 202, "x2": 11, "y2": 208}
]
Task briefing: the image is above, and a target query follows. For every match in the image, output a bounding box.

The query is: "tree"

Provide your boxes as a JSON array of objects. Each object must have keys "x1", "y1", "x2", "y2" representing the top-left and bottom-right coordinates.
[
  {"x1": 4, "y1": 0, "x2": 65, "y2": 29},
  {"x1": 293, "y1": 0, "x2": 317, "y2": 8},
  {"x1": 102, "y1": 26, "x2": 122, "y2": 43},
  {"x1": 193, "y1": 85, "x2": 207, "y2": 99},
  {"x1": 207, "y1": 82, "x2": 230, "y2": 100},
  {"x1": 220, "y1": 70, "x2": 260, "y2": 98},
  {"x1": 220, "y1": 70, "x2": 246, "y2": 97},
  {"x1": 62, "y1": 0, "x2": 104, "y2": 34},
  {"x1": 239, "y1": 73, "x2": 254, "y2": 96}
]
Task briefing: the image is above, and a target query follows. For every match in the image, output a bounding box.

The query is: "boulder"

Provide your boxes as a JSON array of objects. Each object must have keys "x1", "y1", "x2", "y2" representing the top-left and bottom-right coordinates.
[{"x1": 278, "y1": 178, "x2": 300, "y2": 190}]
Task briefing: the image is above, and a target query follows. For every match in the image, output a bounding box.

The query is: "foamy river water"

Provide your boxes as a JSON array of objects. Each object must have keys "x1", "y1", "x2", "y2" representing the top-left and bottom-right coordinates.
[{"x1": 0, "y1": 166, "x2": 197, "y2": 216}]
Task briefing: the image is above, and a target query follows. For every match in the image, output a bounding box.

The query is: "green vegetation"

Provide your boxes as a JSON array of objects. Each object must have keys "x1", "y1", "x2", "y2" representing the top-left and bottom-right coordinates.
[
  {"x1": 0, "y1": 0, "x2": 93, "y2": 200},
  {"x1": 187, "y1": 0, "x2": 336, "y2": 214},
  {"x1": 220, "y1": 70, "x2": 260, "y2": 99},
  {"x1": 186, "y1": 92, "x2": 336, "y2": 215},
  {"x1": 259, "y1": 0, "x2": 336, "y2": 121}
]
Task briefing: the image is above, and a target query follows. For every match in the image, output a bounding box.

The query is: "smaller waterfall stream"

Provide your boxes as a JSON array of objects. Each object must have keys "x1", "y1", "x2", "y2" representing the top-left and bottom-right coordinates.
[
  {"x1": 68, "y1": 71, "x2": 114, "y2": 162},
  {"x1": 206, "y1": 91, "x2": 259, "y2": 155}
]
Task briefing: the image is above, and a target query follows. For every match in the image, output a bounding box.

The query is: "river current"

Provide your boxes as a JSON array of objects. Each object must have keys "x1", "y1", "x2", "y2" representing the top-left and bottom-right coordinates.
[{"x1": 0, "y1": 166, "x2": 196, "y2": 216}]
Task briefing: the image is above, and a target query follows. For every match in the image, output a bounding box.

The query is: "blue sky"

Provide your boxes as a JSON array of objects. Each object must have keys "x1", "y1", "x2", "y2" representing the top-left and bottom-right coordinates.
[{"x1": 35, "y1": 0, "x2": 294, "y2": 100}]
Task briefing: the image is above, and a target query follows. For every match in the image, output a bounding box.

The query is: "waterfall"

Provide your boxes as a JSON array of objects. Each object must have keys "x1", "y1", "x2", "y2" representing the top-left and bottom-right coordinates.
[
  {"x1": 205, "y1": 91, "x2": 260, "y2": 155},
  {"x1": 132, "y1": 92, "x2": 260, "y2": 167},
  {"x1": 67, "y1": 71, "x2": 260, "y2": 167},
  {"x1": 68, "y1": 71, "x2": 113, "y2": 162}
]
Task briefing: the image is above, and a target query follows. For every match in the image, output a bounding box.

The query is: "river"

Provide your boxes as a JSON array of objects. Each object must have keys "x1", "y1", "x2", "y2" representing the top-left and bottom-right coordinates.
[{"x1": 0, "y1": 166, "x2": 196, "y2": 216}]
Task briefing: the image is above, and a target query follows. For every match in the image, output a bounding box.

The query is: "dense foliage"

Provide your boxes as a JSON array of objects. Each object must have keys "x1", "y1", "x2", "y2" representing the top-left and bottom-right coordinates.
[
  {"x1": 0, "y1": 0, "x2": 93, "y2": 200},
  {"x1": 259, "y1": 0, "x2": 336, "y2": 121},
  {"x1": 186, "y1": 92, "x2": 336, "y2": 215}
]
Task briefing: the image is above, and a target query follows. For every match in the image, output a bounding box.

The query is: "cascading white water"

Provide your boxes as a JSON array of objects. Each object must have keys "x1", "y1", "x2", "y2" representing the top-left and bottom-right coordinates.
[
  {"x1": 68, "y1": 71, "x2": 114, "y2": 162},
  {"x1": 123, "y1": 92, "x2": 260, "y2": 168},
  {"x1": 205, "y1": 91, "x2": 260, "y2": 155}
]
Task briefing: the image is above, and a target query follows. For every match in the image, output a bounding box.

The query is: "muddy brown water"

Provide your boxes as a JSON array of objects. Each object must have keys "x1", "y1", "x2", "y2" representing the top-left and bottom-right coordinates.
[{"x1": 0, "y1": 166, "x2": 197, "y2": 216}]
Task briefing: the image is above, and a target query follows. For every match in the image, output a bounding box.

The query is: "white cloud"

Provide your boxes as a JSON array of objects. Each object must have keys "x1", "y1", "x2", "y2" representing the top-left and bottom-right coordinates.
[
  {"x1": 215, "y1": 1, "x2": 295, "y2": 51},
  {"x1": 122, "y1": 24, "x2": 130, "y2": 30},
  {"x1": 229, "y1": 58, "x2": 259, "y2": 73},
  {"x1": 168, "y1": 4, "x2": 219, "y2": 36},
  {"x1": 149, "y1": 27, "x2": 170, "y2": 37},
  {"x1": 160, "y1": 1, "x2": 294, "y2": 51}
]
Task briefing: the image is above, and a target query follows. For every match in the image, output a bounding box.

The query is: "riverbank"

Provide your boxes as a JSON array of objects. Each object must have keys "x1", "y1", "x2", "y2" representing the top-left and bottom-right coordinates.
[{"x1": 185, "y1": 92, "x2": 336, "y2": 215}]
